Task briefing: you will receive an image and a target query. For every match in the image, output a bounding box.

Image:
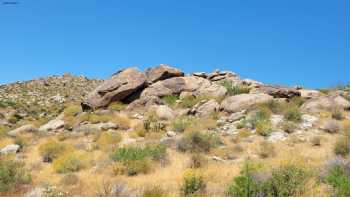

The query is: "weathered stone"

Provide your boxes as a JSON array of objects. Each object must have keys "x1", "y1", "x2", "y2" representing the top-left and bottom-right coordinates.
[
  {"x1": 267, "y1": 131, "x2": 288, "y2": 142},
  {"x1": 151, "y1": 105, "x2": 175, "y2": 120},
  {"x1": 253, "y1": 85, "x2": 300, "y2": 98},
  {"x1": 145, "y1": 64, "x2": 184, "y2": 84},
  {"x1": 82, "y1": 68, "x2": 147, "y2": 110},
  {"x1": 0, "y1": 144, "x2": 20, "y2": 155},
  {"x1": 221, "y1": 93, "x2": 273, "y2": 113},
  {"x1": 39, "y1": 117, "x2": 64, "y2": 132},
  {"x1": 195, "y1": 99, "x2": 220, "y2": 117},
  {"x1": 301, "y1": 95, "x2": 350, "y2": 113},
  {"x1": 299, "y1": 89, "x2": 323, "y2": 99},
  {"x1": 126, "y1": 96, "x2": 164, "y2": 112},
  {"x1": 141, "y1": 76, "x2": 227, "y2": 99},
  {"x1": 8, "y1": 124, "x2": 37, "y2": 137},
  {"x1": 227, "y1": 111, "x2": 246, "y2": 123}
]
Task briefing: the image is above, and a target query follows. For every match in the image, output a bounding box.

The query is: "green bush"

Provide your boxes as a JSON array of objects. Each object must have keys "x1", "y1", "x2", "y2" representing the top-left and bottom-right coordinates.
[
  {"x1": 260, "y1": 100, "x2": 285, "y2": 114},
  {"x1": 177, "y1": 131, "x2": 222, "y2": 153},
  {"x1": 111, "y1": 144, "x2": 167, "y2": 162},
  {"x1": 325, "y1": 164, "x2": 350, "y2": 196},
  {"x1": 142, "y1": 186, "x2": 167, "y2": 197},
  {"x1": 0, "y1": 159, "x2": 31, "y2": 192},
  {"x1": 53, "y1": 152, "x2": 88, "y2": 173},
  {"x1": 220, "y1": 80, "x2": 251, "y2": 96},
  {"x1": 161, "y1": 95, "x2": 179, "y2": 106},
  {"x1": 63, "y1": 104, "x2": 81, "y2": 117},
  {"x1": 256, "y1": 120, "x2": 273, "y2": 136},
  {"x1": 171, "y1": 117, "x2": 193, "y2": 133},
  {"x1": 180, "y1": 96, "x2": 204, "y2": 108},
  {"x1": 248, "y1": 107, "x2": 272, "y2": 129},
  {"x1": 283, "y1": 106, "x2": 302, "y2": 122},
  {"x1": 39, "y1": 140, "x2": 71, "y2": 162},
  {"x1": 282, "y1": 121, "x2": 297, "y2": 134},
  {"x1": 181, "y1": 170, "x2": 206, "y2": 196},
  {"x1": 124, "y1": 159, "x2": 152, "y2": 176}
]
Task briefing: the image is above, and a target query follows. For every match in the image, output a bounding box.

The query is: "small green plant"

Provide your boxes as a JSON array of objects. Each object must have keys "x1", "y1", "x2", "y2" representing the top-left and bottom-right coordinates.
[
  {"x1": 0, "y1": 159, "x2": 31, "y2": 192},
  {"x1": 161, "y1": 95, "x2": 179, "y2": 106},
  {"x1": 248, "y1": 106, "x2": 272, "y2": 129},
  {"x1": 181, "y1": 170, "x2": 206, "y2": 196},
  {"x1": 284, "y1": 106, "x2": 302, "y2": 122},
  {"x1": 282, "y1": 121, "x2": 297, "y2": 134},
  {"x1": 171, "y1": 117, "x2": 193, "y2": 133},
  {"x1": 177, "y1": 131, "x2": 222, "y2": 153},
  {"x1": 220, "y1": 80, "x2": 251, "y2": 96},
  {"x1": 63, "y1": 104, "x2": 81, "y2": 117},
  {"x1": 180, "y1": 96, "x2": 203, "y2": 108},
  {"x1": 39, "y1": 140, "x2": 72, "y2": 162},
  {"x1": 260, "y1": 100, "x2": 285, "y2": 114},
  {"x1": 325, "y1": 164, "x2": 350, "y2": 196},
  {"x1": 256, "y1": 120, "x2": 272, "y2": 136}
]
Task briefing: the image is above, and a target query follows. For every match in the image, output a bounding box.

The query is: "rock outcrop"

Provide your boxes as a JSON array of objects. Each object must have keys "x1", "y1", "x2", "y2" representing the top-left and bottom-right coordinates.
[
  {"x1": 253, "y1": 85, "x2": 300, "y2": 98},
  {"x1": 301, "y1": 95, "x2": 350, "y2": 113},
  {"x1": 145, "y1": 64, "x2": 184, "y2": 84},
  {"x1": 82, "y1": 68, "x2": 147, "y2": 110}
]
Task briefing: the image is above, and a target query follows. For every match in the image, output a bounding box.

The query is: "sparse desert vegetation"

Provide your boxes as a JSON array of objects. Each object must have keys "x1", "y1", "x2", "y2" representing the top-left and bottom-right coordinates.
[{"x1": 1, "y1": 65, "x2": 350, "y2": 196}]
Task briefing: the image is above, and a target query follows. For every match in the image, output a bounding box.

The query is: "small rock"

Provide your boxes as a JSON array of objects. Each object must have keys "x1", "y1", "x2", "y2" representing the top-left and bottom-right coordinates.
[
  {"x1": 212, "y1": 156, "x2": 225, "y2": 162},
  {"x1": 267, "y1": 131, "x2": 288, "y2": 142},
  {"x1": 25, "y1": 187, "x2": 44, "y2": 197},
  {"x1": 270, "y1": 115, "x2": 284, "y2": 126},
  {"x1": 0, "y1": 144, "x2": 20, "y2": 155},
  {"x1": 39, "y1": 118, "x2": 64, "y2": 132},
  {"x1": 227, "y1": 111, "x2": 246, "y2": 123},
  {"x1": 166, "y1": 131, "x2": 177, "y2": 137},
  {"x1": 300, "y1": 114, "x2": 318, "y2": 130}
]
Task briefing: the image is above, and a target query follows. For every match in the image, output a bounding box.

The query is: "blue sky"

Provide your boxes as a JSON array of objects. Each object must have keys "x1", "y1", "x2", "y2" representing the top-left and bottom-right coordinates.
[{"x1": 0, "y1": 0, "x2": 349, "y2": 88}]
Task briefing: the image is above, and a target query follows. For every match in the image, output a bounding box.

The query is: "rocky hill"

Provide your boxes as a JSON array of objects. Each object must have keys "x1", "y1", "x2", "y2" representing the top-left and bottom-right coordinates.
[{"x1": 1, "y1": 65, "x2": 350, "y2": 197}]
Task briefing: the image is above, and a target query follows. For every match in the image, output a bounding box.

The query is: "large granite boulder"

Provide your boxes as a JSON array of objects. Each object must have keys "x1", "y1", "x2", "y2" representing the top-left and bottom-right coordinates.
[
  {"x1": 221, "y1": 93, "x2": 273, "y2": 113},
  {"x1": 141, "y1": 76, "x2": 227, "y2": 98},
  {"x1": 194, "y1": 99, "x2": 220, "y2": 117},
  {"x1": 145, "y1": 64, "x2": 184, "y2": 84},
  {"x1": 301, "y1": 95, "x2": 350, "y2": 113},
  {"x1": 39, "y1": 116, "x2": 65, "y2": 132},
  {"x1": 252, "y1": 85, "x2": 300, "y2": 98},
  {"x1": 82, "y1": 68, "x2": 147, "y2": 110},
  {"x1": 126, "y1": 96, "x2": 165, "y2": 112}
]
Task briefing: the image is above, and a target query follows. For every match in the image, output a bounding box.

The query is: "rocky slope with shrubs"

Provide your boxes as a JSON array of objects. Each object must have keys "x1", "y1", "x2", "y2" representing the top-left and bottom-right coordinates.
[{"x1": 1, "y1": 64, "x2": 350, "y2": 197}]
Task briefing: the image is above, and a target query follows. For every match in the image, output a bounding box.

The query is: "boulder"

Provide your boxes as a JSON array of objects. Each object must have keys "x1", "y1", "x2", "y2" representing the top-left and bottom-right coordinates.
[
  {"x1": 301, "y1": 95, "x2": 350, "y2": 113},
  {"x1": 82, "y1": 68, "x2": 147, "y2": 110},
  {"x1": 253, "y1": 85, "x2": 300, "y2": 98},
  {"x1": 74, "y1": 122, "x2": 118, "y2": 133},
  {"x1": 299, "y1": 89, "x2": 323, "y2": 99},
  {"x1": 0, "y1": 144, "x2": 20, "y2": 155},
  {"x1": 141, "y1": 76, "x2": 226, "y2": 99},
  {"x1": 151, "y1": 105, "x2": 175, "y2": 120},
  {"x1": 126, "y1": 96, "x2": 164, "y2": 112},
  {"x1": 145, "y1": 64, "x2": 184, "y2": 84},
  {"x1": 221, "y1": 93, "x2": 273, "y2": 113},
  {"x1": 8, "y1": 124, "x2": 37, "y2": 137},
  {"x1": 194, "y1": 99, "x2": 220, "y2": 117},
  {"x1": 39, "y1": 118, "x2": 64, "y2": 132}
]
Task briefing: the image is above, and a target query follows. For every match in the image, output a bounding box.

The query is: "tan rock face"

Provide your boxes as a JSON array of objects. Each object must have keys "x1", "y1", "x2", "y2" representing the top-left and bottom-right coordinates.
[
  {"x1": 145, "y1": 64, "x2": 184, "y2": 84},
  {"x1": 253, "y1": 85, "x2": 300, "y2": 98},
  {"x1": 301, "y1": 95, "x2": 350, "y2": 113},
  {"x1": 299, "y1": 89, "x2": 323, "y2": 99},
  {"x1": 82, "y1": 68, "x2": 147, "y2": 110},
  {"x1": 195, "y1": 99, "x2": 220, "y2": 117},
  {"x1": 141, "y1": 76, "x2": 227, "y2": 98},
  {"x1": 221, "y1": 93, "x2": 273, "y2": 113}
]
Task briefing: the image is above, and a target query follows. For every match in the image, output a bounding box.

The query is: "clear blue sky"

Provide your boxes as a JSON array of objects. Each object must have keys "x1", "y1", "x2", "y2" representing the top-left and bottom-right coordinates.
[{"x1": 0, "y1": 0, "x2": 349, "y2": 88}]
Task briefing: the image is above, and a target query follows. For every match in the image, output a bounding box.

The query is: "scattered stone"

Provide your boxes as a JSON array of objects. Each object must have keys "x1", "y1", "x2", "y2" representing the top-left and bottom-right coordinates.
[
  {"x1": 270, "y1": 115, "x2": 284, "y2": 126},
  {"x1": 212, "y1": 156, "x2": 225, "y2": 162},
  {"x1": 300, "y1": 114, "x2": 318, "y2": 130},
  {"x1": 302, "y1": 95, "x2": 350, "y2": 113},
  {"x1": 267, "y1": 131, "x2": 288, "y2": 142},
  {"x1": 166, "y1": 131, "x2": 177, "y2": 137},
  {"x1": 226, "y1": 111, "x2": 246, "y2": 123},
  {"x1": 0, "y1": 144, "x2": 20, "y2": 155},
  {"x1": 39, "y1": 117, "x2": 64, "y2": 132},
  {"x1": 8, "y1": 124, "x2": 37, "y2": 137}
]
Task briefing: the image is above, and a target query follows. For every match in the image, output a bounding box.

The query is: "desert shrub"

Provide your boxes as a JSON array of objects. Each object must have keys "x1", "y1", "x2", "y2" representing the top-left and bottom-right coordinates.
[
  {"x1": 108, "y1": 101, "x2": 126, "y2": 111},
  {"x1": 177, "y1": 131, "x2": 222, "y2": 153},
  {"x1": 266, "y1": 164, "x2": 309, "y2": 196},
  {"x1": 78, "y1": 113, "x2": 112, "y2": 124},
  {"x1": 189, "y1": 153, "x2": 207, "y2": 169},
  {"x1": 248, "y1": 106, "x2": 272, "y2": 129},
  {"x1": 334, "y1": 137, "x2": 350, "y2": 157},
  {"x1": 289, "y1": 96, "x2": 306, "y2": 107},
  {"x1": 171, "y1": 117, "x2": 193, "y2": 133},
  {"x1": 256, "y1": 120, "x2": 273, "y2": 136},
  {"x1": 323, "y1": 120, "x2": 340, "y2": 133},
  {"x1": 325, "y1": 164, "x2": 350, "y2": 196},
  {"x1": 180, "y1": 96, "x2": 210, "y2": 108},
  {"x1": 282, "y1": 121, "x2": 297, "y2": 134},
  {"x1": 0, "y1": 125, "x2": 9, "y2": 137},
  {"x1": 64, "y1": 104, "x2": 81, "y2": 117},
  {"x1": 53, "y1": 152, "x2": 88, "y2": 173},
  {"x1": 227, "y1": 162, "x2": 260, "y2": 197},
  {"x1": 0, "y1": 159, "x2": 31, "y2": 192},
  {"x1": 125, "y1": 159, "x2": 152, "y2": 176},
  {"x1": 310, "y1": 136, "x2": 321, "y2": 146},
  {"x1": 39, "y1": 140, "x2": 71, "y2": 162},
  {"x1": 331, "y1": 107, "x2": 344, "y2": 120},
  {"x1": 114, "y1": 114, "x2": 131, "y2": 130},
  {"x1": 283, "y1": 106, "x2": 302, "y2": 122},
  {"x1": 97, "y1": 132, "x2": 122, "y2": 150},
  {"x1": 60, "y1": 173, "x2": 79, "y2": 186},
  {"x1": 181, "y1": 170, "x2": 206, "y2": 196},
  {"x1": 220, "y1": 80, "x2": 250, "y2": 96},
  {"x1": 142, "y1": 186, "x2": 167, "y2": 197},
  {"x1": 260, "y1": 100, "x2": 285, "y2": 114},
  {"x1": 111, "y1": 144, "x2": 166, "y2": 162},
  {"x1": 257, "y1": 141, "x2": 275, "y2": 158},
  {"x1": 162, "y1": 95, "x2": 179, "y2": 106},
  {"x1": 14, "y1": 136, "x2": 26, "y2": 150}
]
